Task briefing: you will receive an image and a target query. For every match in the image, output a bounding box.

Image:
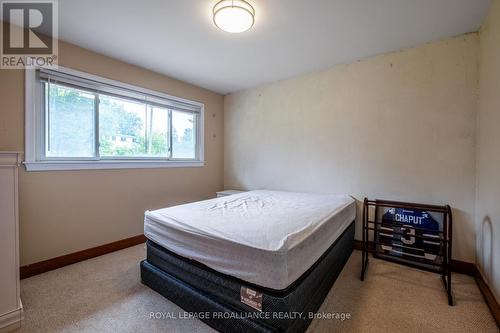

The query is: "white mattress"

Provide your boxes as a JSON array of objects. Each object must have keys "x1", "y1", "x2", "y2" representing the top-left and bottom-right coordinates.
[{"x1": 144, "y1": 190, "x2": 356, "y2": 290}]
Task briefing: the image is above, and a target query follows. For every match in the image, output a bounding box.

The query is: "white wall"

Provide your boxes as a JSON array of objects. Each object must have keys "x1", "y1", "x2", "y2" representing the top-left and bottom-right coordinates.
[
  {"x1": 224, "y1": 34, "x2": 478, "y2": 263},
  {"x1": 477, "y1": 0, "x2": 500, "y2": 302}
]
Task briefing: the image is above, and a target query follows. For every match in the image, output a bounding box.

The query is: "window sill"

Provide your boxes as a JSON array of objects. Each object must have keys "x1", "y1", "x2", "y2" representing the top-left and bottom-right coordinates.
[{"x1": 24, "y1": 160, "x2": 205, "y2": 171}]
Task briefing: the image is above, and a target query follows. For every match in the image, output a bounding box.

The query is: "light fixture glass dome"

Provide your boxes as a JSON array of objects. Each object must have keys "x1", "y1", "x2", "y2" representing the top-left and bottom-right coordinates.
[{"x1": 213, "y1": 0, "x2": 255, "y2": 33}]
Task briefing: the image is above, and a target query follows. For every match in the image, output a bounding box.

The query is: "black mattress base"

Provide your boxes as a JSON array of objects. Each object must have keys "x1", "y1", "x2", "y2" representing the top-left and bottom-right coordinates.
[
  {"x1": 141, "y1": 221, "x2": 355, "y2": 332},
  {"x1": 141, "y1": 260, "x2": 277, "y2": 333},
  {"x1": 142, "y1": 260, "x2": 329, "y2": 333}
]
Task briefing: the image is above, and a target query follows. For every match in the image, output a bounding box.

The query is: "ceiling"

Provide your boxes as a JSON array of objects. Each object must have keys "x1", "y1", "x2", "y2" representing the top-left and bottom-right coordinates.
[{"x1": 58, "y1": 0, "x2": 491, "y2": 94}]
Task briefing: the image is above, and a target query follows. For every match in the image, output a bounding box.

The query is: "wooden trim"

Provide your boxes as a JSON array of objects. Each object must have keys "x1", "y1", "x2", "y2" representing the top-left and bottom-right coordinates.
[
  {"x1": 20, "y1": 235, "x2": 146, "y2": 279},
  {"x1": 476, "y1": 273, "x2": 500, "y2": 327},
  {"x1": 353, "y1": 240, "x2": 477, "y2": 276},
  {"x1": 353, "y1": 239, "x2": 365, "y2": 251},
  {"x1": 450, "y1": 259, "x2": 477, "y2": 277}
]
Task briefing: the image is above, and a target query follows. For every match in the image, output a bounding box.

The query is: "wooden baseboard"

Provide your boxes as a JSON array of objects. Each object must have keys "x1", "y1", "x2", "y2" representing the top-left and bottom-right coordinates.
[
  {"x1": 353, "y1": 240, "x2": 477, "y2": 276},
  {"x1": 450, "y1": 259, "x2": 478, "y2": 277},
  {"x1": 20, "y1": 235, "x2": 146, "y2": 279},
  {"x1": 19, "y1": 238, "x2": 481, "y2": 279},
  {"x1": 475, "y1": 272, "x2": 500, "y2": 327},
  {"x1": 353, "y1": 239, "x2": 365, "y2": 251}
]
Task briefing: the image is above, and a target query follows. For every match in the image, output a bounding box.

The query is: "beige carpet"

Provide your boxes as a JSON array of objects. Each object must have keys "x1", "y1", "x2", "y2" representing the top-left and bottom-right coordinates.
[{"x1": 18, "y1": 246, "x2": 498, "y2": 333}]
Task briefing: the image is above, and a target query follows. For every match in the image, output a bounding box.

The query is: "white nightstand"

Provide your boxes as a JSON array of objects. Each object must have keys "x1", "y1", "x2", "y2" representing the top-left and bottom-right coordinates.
[{"x1": 216, "y1": 190, "x2": 245, "y2": 198}]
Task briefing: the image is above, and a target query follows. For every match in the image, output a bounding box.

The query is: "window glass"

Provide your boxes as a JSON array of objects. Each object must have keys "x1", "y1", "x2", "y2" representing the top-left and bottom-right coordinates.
[
  {"x1": 45, "y1": 83, "x2": 95, "y2": 158},
  {"x1": 172, "y1": 110, "x2": 196, "y2": 159},
  {"x1": 99, "y1": 95, "x2": 147, "y2": 157},
  {"x1": 147, "y1": 105, "x2": 170, "y2": 157}
]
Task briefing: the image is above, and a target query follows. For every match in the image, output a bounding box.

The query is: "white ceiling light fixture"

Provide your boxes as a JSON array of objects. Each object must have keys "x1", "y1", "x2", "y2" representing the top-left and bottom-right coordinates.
[{"x1": 213, "y1": 0, "x2": 255, "y2": 33}]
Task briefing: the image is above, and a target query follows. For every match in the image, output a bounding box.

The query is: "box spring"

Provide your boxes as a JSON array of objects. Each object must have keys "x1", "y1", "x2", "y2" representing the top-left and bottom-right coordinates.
[{"x1": 141, "y1": 221, "x2": 355, "y2": 332}]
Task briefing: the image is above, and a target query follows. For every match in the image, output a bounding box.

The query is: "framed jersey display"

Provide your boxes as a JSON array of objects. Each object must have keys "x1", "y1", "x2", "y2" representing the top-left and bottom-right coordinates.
[{"x1": 376, "y1": 206, "x2": 443, "y2": 267}]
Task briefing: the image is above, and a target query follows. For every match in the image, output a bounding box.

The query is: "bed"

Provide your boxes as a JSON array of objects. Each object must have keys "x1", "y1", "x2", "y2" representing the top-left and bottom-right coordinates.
[{"x1": 141, "y1": 190, "x2": 356, "y2": 332}]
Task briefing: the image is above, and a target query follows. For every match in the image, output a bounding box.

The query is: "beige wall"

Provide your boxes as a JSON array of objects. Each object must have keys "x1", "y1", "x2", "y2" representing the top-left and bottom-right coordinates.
[
  {"x1": 0, "y1": 41, "x2": 224, "y2": 266},
  {"x1": 477, "y1": 0, "x2": 500, "y2": 302},
  {"x1": 224, "y1": 34, "x2": 478, "y2": 262}
]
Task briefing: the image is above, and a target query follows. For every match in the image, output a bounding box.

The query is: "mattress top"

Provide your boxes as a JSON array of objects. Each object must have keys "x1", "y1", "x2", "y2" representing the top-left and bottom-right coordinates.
[{"x1": 145, "y1": 190, "x2": 354, "y2": 252}]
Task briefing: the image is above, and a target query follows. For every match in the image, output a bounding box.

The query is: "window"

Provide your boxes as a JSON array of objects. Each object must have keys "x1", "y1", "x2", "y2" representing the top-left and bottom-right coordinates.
[{"x1": 25, "y1": 66, "x2": 204, "y2": 171}]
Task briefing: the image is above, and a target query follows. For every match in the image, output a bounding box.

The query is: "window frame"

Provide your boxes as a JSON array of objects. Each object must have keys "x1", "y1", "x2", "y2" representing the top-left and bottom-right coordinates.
[{"x1": 25, "y1": 66, "x2": 205, "y2": 171}]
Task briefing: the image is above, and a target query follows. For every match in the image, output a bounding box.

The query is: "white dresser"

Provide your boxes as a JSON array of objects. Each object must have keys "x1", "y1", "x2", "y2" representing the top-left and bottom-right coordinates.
[{"x1": 0, "y1": 152, "x2": 23, "y2": 332}]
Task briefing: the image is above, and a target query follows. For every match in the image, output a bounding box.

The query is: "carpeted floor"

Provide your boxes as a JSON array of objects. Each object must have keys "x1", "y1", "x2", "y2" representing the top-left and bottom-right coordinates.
[{"x1": 18, "y1": 245, "x2": 498, "y2": 333}]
